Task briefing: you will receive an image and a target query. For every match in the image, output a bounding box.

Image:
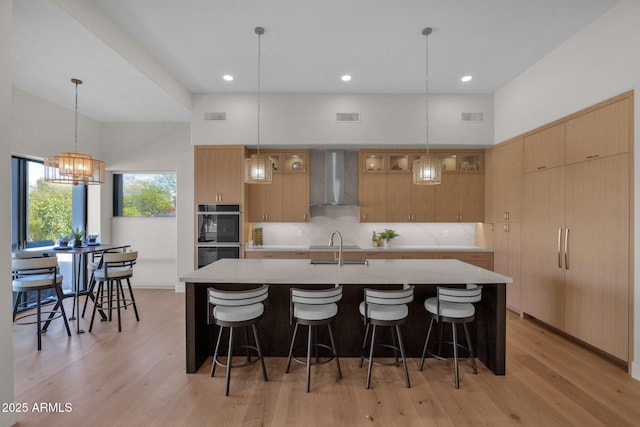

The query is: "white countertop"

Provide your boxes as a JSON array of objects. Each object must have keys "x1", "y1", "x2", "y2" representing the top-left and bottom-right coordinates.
[
  {"x1": 180, "y1": 258, "x2": 511, "y2": 285},
  {"x1": 245, "y1": 245, "x2": 492, "y2": 253}
]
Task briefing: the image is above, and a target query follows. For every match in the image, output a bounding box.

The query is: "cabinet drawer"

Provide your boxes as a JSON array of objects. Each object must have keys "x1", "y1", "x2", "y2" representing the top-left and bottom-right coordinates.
[{"x1": 245, "y1": 251, "x2": 308, "y2": 259}]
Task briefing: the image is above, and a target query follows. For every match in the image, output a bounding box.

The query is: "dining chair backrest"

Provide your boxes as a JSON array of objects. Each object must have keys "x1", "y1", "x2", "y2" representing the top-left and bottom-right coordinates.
[
  {"x1": 103, "y1": 250, "x2": 138, "y2": 266},
  {"x1": 12, "y1": 256, "x2": 58, "y2": 275},
  {"x1": 208, "y1": 285, "x2": 269, "y2": 307}
]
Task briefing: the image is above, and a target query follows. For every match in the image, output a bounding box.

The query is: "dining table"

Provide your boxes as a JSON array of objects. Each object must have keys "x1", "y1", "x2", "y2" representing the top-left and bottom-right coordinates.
[{"x1": 17, "y1": 243, "x2": 130, "y2": 334}]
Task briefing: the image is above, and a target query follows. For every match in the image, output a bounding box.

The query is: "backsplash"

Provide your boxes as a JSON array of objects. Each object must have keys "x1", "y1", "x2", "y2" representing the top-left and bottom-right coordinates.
[{"x1": 248, "y1": 206, "x2": 476, "y2": 248}]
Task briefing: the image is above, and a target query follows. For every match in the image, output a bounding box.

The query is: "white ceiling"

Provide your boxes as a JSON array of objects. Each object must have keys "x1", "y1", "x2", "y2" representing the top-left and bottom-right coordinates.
[{"x1": 12, "y1": 0, "x2": 619, "y2": 123}]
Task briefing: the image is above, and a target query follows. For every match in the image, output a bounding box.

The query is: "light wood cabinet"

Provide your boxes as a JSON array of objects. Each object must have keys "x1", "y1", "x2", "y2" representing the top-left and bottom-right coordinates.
[
  {"x1": 523, "y1": 122, "x2": 565, "y2": 173},
  {"x1": 434, "y1": 174, "x2": 484, "y2": 222},
  {"x1": 493, "y1": 139, "x2": 523, "y2": 223},
  {"x1": 522, "y1": 167, "x2": 566, "y2": 329},
  {"x1": 247, "y1": 150, "x2": 309, "y2": 223},
  {"x1": 564, "y1": 154, "x2": 629, "y2": 360},
  {"x1": 565, "y1": 97, "x2": 631, "y2": 165},
  {"x1": 359, "y1": 173, "x2": 387, "y2": 222},
  {"x1": 520, "y1": 92, "x2": 632, "y2": 362},
  {"x1": 194, "y1": 145, "x2": 244, "y2": 204},
  {"x1": 245, "y1": 250, "x2": 308, "y2": 259}
]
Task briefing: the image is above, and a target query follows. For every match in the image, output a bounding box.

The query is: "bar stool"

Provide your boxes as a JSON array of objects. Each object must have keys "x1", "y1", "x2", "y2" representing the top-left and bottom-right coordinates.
[
  {"x1": 12, "y1": 254, "x2": 71, "y2": 350},
  {"x1": 285, "y1": 286, "x2": 343, "y2": 393},
  {"x1": 208, "y1": 285, "x2": 269, "y2": 396},
  {"x1": 359, "y1": 286, "x2": 414, "y2": 389},
  {"x1": 88, "y1": 251, "x2": 140, "y2": 332},
  {"x1": 419, "y1": 285, "x2": 482, "y2": 388}
]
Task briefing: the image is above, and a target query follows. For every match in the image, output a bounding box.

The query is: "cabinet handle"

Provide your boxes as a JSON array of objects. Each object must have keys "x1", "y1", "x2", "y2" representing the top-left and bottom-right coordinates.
[
  {"x1": 504, "y1": 224, "x2": 509, "y2": 232},
  {"x1": 536, "y1": 165, "x2": 547, "y2": 170},
  {"x1": 557, "y1": 228, "x2": 563, "y2": 269},
  {"x1": 303, "y1": 213, "x2": 307, "y2": 221},
  {"x1": 585, "y1": 154, "x2": 600, "y2": 159},
  {"x1": 363, "y1": 213, "x2": 366, "y2": 221},
  {"x1": 564, "y1": 228, "x2": 570, "y2": 270}
]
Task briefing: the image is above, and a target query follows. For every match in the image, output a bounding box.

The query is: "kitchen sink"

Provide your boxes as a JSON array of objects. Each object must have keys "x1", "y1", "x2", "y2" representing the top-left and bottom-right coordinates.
[{"x1": 309, "y1": 258, "x2": 368, "y2": 265}]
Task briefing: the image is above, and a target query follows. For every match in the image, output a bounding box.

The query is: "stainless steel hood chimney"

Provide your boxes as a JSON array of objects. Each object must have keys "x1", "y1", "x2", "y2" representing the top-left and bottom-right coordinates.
[{"x1": 310, "y1": 149, "x2": 358, "y2": 207}]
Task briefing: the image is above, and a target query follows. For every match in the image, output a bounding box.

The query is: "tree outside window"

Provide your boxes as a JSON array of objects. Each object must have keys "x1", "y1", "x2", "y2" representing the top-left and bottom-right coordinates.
[{"x1": 115, "y1": 173, "x2": 177, "y2": 217}]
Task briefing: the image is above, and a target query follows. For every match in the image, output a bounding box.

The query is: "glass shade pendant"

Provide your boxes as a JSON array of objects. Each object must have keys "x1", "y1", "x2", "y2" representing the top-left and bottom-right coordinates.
[
  {"x1": 413, "y1": 27, "x2": 441, "y2": 185},
  {"x1": 413, "y1": 154, "x2": 441, "y2": 185},
  {"x1": 44, "y1": 78, "x2": 105, "y2": 185},
  {"x1": 244, "y1": 154, "x2": 273, "y2": 184},
  {"x1": 244, "y1": 26, "x2": 272, "y2": 184}
]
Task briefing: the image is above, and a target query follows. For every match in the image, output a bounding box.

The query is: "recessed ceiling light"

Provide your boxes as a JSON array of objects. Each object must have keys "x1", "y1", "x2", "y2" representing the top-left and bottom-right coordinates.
[
  {"x1": 223, "y1": 74, "x2": 234, "y2": 81},
  {"x1": 341, "y1": 75, "x2": 352, "y2": 82},
  {"x1": 461, "y1": 75, "x2": 472, "y2": 82}
]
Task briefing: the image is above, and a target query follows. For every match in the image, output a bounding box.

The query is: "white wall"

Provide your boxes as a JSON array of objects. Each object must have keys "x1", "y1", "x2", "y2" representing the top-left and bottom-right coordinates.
[
  {"x1": 494, "y1": 0, "x2": 640, "y2": 379},
  {"x1": 0, "y1": 0, "x2": 15, "y2": 425},
  {"x1": 100, "y1": 123, "x2": 192, "y2": 290},
  {"x1": 192, "y1": 93, "x2": 493, "y2": 147}
]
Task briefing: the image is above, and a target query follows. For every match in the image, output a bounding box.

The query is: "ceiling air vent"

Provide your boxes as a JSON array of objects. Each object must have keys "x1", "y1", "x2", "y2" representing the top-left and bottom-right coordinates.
[
  {"x1": 461, "y1": 112, "x2": 485, "y2": 122},
  {"x1": 336, "y1": 112, "x2": 360, "y2": 123},
  {"x1": 203, "y1": 112, "x2": 227, "y2": 121}
]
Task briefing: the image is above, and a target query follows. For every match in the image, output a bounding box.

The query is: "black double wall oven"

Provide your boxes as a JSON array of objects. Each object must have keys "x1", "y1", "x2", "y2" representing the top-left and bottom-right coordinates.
[{"x1": 196, "y1": 204, "x2": 241, "y2": 268}]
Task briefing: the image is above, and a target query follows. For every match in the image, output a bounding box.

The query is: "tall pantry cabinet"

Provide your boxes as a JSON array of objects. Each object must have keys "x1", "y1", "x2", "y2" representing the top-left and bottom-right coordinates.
[{"x1": 521, "y1": 93, "x2": 632, "y2": 362}]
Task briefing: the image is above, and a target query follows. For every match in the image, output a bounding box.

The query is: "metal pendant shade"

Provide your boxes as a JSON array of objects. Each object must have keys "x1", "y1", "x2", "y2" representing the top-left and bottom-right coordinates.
[
  {"x1": 44, "y1": 78, "x2": 105, "y2": 185},
  {"x1": 413, "y1": 27, "x2": 441, "y2": 186},
  {"x1": 244, "y1": 27, "x2": 273, "y2": 184}
]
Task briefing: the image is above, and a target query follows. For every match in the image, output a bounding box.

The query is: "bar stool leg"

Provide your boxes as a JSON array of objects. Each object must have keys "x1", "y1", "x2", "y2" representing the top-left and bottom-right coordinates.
[
  {"x1": 390, "y1": 327, "x2": 399, "y2": 366},
  {"x1": 327, "y1": 323, "x2": 342, "y2": 378},
  {"x1": 365, "y1": 324, "x2": 377, "y2": 389},
  {"x1": 359, "y1": 323, "x2": 371, "y2": 368},
  {"x1": 452, "y1": 323, "x2": 459, "y2": 389},
  {"x1": 305, "y1": 324, "x2": 313, "y2": 393},
  {"x1": 463, "y1": 323, "x2": 478, "y2": 374},
  {"x1": 54, "y1": 284, "x2": 72, "y2": 336},
  {"x1": 88, "y1": 280, "x2": 103, "y2": 332},
  {"x1": 419, "y1": 318, "x2": 435, "y2": 371},
  {"x1": 211, "y1": 325, "x2": 224, "y2": 377},
  {"x1": 126, "y1": 278, "x2": 140, "y2": 321},
  {"x1": 116, "y1": 279, "x2": 122, "y2": 332},
  {"x1": 251, "y1": 323, "x2": 268, "y2": 382},
  {"x1": 285, "y1": 322, "x2": 299, "y2": 373},
  {"x1": 36, "y1": 289, "x2": 42, "y2": 351},
  {"x1": 396, "y1": 325, "x2": 410, "y2": 388},
  {"x1": 225, "y1": 327, "x2": 234, "y2": 396}
]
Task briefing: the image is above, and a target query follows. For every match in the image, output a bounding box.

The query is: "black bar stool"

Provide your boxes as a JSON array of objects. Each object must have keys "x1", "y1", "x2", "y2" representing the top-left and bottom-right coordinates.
[
  {"x1": 208, "y1": 285, "x2": 269, "y2": 396},
  {"x1": 359, "y1": 286, "x2": 414, "y2": 389},
  {"x1": 285, "y1": 286, "x2": 343, "y2": 392}
]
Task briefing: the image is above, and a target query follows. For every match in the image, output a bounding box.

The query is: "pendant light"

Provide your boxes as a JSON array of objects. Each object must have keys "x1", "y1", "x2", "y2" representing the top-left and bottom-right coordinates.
[
  {"x1": 44, "y1": 78, "x2": 105, "y2": 185},
  {"x1": 244, "y1": 26, "x2": 273, "y2": 184},
  {"x1": 413, "y1": 27, "x2": 441, "y2": 185}
]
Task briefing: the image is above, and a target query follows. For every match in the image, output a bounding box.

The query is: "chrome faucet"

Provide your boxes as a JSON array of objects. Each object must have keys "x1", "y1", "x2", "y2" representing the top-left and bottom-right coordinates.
[{"x1": 328, "y1": 230, "x2": 344, "y2": 266}]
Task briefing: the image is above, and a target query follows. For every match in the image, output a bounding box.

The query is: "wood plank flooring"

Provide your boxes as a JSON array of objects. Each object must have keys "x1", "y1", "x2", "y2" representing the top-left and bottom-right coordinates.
[{"x1": 12, "y1": 289, "x2": 640, "y2": 426}]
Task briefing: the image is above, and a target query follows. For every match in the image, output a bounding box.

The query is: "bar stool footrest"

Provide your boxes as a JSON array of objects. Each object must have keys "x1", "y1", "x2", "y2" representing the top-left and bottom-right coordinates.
[{"x1": 290, "y1": 343, "x2": 337, "y2": 367}]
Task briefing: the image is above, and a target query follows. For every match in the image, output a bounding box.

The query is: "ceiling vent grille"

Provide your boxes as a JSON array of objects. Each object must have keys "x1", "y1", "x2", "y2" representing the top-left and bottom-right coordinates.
[
  {"x1": 461, "y1": 112, "x2": 485, "y2": 122},
  {"x1": 203, "y1": 112, "x2": 227, "y2": 121},
  {"x1": 336, "y1": 112, "x2": 360, "y2": 123}
]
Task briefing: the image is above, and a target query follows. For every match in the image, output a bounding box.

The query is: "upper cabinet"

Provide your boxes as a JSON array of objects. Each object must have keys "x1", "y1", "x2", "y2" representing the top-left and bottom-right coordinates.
[
  {"x1": 247, "y1": 149, "x2": 310, "y2": 223},
  {"x1": 565, "y1": 97, "x2": 631, "y2": 165},
  {"x1": 359, "y1": 149, "x2": 481, "y2": 223},
  {"x1": 493, "y1": 138, "x2": 523, "y2": 223},
  {"x1": 194, "y1": 145, "x2": 245, "y2": 204},
  {"x1": 523, "y1": 123, "x2": 565, "y2": 173}
]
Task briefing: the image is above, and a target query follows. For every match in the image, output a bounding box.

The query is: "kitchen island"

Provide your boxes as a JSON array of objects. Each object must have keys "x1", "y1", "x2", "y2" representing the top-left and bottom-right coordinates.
[{"x1": 180, "y1": 258, "x2": 512, "y2": 375}]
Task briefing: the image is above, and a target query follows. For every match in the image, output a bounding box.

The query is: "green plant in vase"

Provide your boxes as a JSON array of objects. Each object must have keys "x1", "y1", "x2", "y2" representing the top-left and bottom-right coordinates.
[
  {"x1": 71, "y1": 227, "x2": 85, "y2": 247},
  {"x1": 379, "y1": 228, "x2": 399, "y2": 248}
]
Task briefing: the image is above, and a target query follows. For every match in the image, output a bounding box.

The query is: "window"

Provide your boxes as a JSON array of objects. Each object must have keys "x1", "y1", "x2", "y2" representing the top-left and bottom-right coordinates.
[
  {"x1": 113, "y1": 173, "x2": 177, "y2": 217},
  {"x1": 11, "y1": 156, "x2": 82, "y2": 248}
]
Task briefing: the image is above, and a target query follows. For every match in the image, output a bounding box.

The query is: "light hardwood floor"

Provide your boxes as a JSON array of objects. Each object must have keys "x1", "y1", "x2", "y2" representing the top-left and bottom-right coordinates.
[{"x1": 12, "y1": 289, "x2": 640, "y2": 426}]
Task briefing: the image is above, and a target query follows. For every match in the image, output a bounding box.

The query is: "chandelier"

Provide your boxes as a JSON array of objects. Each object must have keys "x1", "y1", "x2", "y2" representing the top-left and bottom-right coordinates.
[{"x1": 44, "y1": 78, "x2": 105, "y2": 185}]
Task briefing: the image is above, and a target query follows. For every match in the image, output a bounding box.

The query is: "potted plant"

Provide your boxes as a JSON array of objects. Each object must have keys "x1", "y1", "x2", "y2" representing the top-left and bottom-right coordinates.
[
  {"x1": 58, "y1": 235, "x2": 71, "y2": 248},
  {"x1": 378, "y1": 228, "x2": 399, "y2": 248},
  {"x1": 71, "y1": 227, "x2": 85, "y2": 248}
]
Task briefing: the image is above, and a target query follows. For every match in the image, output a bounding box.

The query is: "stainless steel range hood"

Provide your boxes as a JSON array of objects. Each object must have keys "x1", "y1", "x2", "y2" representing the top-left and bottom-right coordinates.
[{"x1": 310, "y1": 149, "x2": 358, "y2": 207}]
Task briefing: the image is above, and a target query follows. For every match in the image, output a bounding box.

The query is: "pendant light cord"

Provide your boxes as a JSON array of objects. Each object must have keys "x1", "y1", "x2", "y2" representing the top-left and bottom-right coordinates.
[
  {"x1": 74, "y1": 80, "x2": 79, "y2": 153},
  {"x1": 423, "y1": 27, "x2": 432, "y2": 156},
  {"x1": 256, "y1": 27, "x2": 264, "y2": 156}
]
